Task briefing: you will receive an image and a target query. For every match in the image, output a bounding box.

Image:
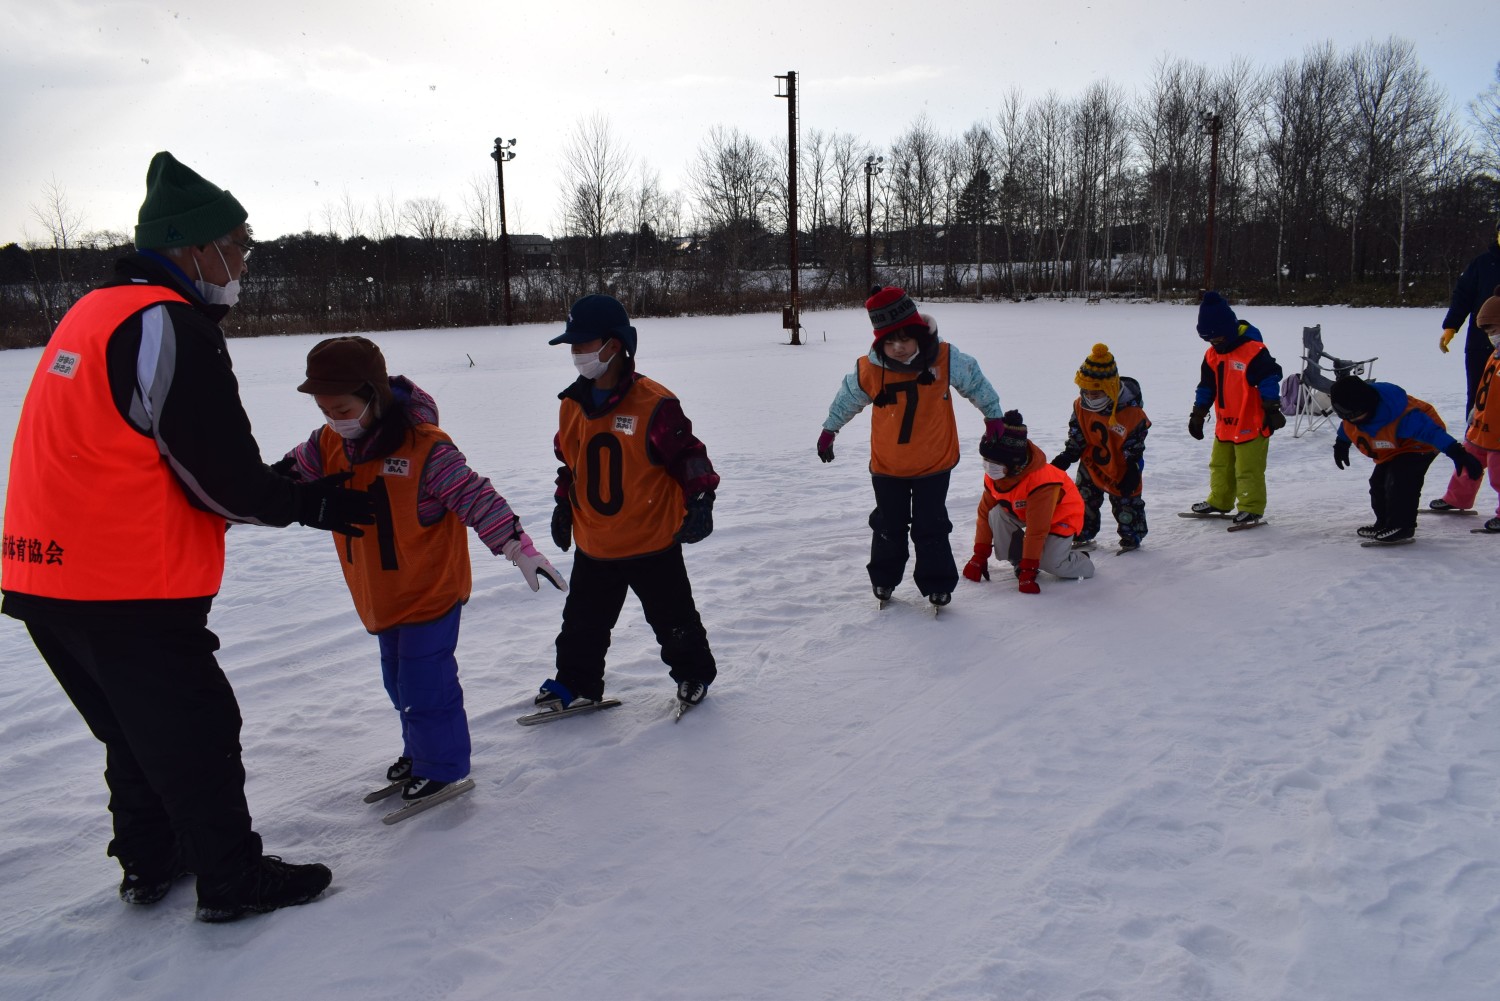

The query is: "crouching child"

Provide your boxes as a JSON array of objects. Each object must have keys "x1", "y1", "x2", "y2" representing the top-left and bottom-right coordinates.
[{"x1": 963, "y1": 411, "x2": 1094, "y2": 594}]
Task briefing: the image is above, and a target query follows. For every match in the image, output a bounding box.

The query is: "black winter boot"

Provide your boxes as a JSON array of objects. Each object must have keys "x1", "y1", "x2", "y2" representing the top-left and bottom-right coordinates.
[{"x1": 195, "y1": 855, "x2": 332, "y2": 923}]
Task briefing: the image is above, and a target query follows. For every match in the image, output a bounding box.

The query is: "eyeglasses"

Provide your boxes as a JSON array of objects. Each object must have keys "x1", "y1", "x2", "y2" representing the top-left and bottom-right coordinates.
[{"x1": 220, "y1": 237, "x2": 254, "y2": 260}]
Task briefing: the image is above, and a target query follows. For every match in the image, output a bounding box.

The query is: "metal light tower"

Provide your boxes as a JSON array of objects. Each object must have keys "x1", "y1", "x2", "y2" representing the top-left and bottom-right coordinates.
[
  {"x1": 864, "y1": 155, "x2": 883, "y2": 291},
  {"x1": 1200, "y1": 112, "x2": 1221, "y2": 299},
  {"x1": 491, "y1": 137, "x2": 517, "y2": 325},
  {"x1": 775, "y1": 71, "x2": 802, "y2": 345}
]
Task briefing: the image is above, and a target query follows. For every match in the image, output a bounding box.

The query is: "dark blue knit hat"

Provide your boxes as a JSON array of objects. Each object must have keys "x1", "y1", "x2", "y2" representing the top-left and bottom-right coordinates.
[{"x1": 1196, "y1": 291, "x2": 1238, "y2": 341}]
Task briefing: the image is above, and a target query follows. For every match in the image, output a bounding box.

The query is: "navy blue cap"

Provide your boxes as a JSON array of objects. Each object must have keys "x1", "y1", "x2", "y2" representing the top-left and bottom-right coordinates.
[{"x1": 549, "y1": 294, "x2": 637, "y2": 357}]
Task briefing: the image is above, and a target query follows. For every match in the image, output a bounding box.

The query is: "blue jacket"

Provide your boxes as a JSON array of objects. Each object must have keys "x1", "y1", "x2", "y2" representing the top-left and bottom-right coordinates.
[{"x1": 1333, "y1": 382, "x2": 1458, "y2": 452}]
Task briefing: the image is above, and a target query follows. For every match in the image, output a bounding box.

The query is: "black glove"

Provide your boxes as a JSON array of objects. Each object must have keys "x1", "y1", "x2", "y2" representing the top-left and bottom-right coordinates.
[
  {"x1": 269, "y1": 455, "x2": 300, "y2": 479},
  {"x1": 1188, "y1": 405, "x2": 1208, "y2": 441},
  {"x1": 1446, "y1": 443, "x2": 1484, "y2": 480},
  {"x1": 675, "y1": 492, "x2": 714, "y2": 545},
  {"x1": 295, "y1": 473, "x2": 374, "y2": 537},
  {"x1": 1051, "y1": 453, "x2": 1073, "y2": 471},
  {"x1": 1117, "y1": 461, "x2": 1141, "y2": 496},
  {"x1": 550, "y1": 502, "x2": 572, "y2": 552},
  {"x1": 1262, "y1": 399, "x2": 1286, "y2": 433},
  {"x1": 1333, "y1": 439, "x2": 1351, "y2": 469}
]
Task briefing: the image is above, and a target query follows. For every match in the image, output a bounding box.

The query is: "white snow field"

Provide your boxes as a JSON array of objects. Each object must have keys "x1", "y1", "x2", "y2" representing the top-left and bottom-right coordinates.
[{"x1": 2, "y1": 299, "x2": 1498, "y2": 1001}]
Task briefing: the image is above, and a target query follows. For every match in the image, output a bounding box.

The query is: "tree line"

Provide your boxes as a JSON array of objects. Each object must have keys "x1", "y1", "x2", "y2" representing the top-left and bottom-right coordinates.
[{"x1": 4, "y1": 39, "x2": 1499, "y2": 349}]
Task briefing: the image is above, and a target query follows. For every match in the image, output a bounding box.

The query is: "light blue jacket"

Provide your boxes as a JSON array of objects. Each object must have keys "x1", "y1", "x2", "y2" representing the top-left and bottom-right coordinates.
[{"x1": 822, "y1": 337, "x2": 1003, "y2": 432}]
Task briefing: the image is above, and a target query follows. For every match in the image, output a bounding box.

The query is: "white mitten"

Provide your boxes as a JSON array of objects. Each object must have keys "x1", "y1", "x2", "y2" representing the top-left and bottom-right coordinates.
[{"x1": 501, "y1": 532, "x2": 567, "y2": 592}]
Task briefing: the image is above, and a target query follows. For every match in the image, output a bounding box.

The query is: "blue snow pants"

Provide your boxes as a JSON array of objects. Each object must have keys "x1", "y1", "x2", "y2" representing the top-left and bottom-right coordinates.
[{"x1": 376, "y1": 603, "x2": 470, "y2": 782}]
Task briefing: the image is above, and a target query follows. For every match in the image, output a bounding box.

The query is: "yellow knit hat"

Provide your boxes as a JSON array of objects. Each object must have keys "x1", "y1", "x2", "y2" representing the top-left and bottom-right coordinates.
[{"x1": 1074, "y1": 343, "x2": 1121, "y2": 415}]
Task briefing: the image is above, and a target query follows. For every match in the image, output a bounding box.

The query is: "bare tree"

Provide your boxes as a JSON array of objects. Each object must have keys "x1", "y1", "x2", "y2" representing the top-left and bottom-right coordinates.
[
  {"x1": 688, "y1": 125, "x2": 773, "y2": 299},
  {"x1": 826, "y1": 131, "x2": 874, "y2": 289},
  {"x1": 993, "y1": 88, "x2": 1035, "y2": 296},
  {"x1": 30, "y1": 176, "x2": 86, "y2": 282},
  {"x1": 1134, "y1": 58, "x2": 1212, "y2": 297},
  {"x1": 401, "y1": 197, "x2": 451, "y2": 240},
  {"x1": 462, "y1": 172, "x2": 499, "y2": 241},
  {"x1": 1471, "y1": 63, "x2": 1500, "y2": 177},
  {"x1": 889, "y1": 113, "x2": 945, "y2": 292},
  {"x1": 560, "y1": 112, "x2": 633, "y2": 277},
  {"x1": 1344, "y1": 37, "x2": 1445, "y2": 287}
]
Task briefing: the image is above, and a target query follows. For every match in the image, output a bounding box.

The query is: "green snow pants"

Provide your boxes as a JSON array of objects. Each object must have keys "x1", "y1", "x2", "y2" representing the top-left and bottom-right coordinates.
[{"x1": 1205, "y1": 434, "x2": 1269, "y2": 516}]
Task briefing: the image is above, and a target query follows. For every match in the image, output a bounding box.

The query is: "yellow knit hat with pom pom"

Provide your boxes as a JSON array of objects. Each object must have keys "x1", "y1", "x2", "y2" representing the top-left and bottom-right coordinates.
[{"x1": 1074, "y1": 343, "x2": 1121, "y2": 415}]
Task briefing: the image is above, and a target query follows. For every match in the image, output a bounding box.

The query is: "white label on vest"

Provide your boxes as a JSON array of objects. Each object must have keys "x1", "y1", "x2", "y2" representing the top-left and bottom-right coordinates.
[
  {"x1": 1372, "y1": 440, "x2": 1394, "y2": 450},
  {"x1": 383, "y1": 457, "x2": 412, "y2": 476},
  {"x1": 49, "y1": 350, "x2": 81, "y2": 379},
  {"x1": 614, "y1": 415, "x2": 637, "y2": 436}
]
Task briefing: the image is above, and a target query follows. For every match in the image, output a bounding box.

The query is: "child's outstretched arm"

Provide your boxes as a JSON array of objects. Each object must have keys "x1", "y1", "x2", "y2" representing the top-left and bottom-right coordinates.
[
  {"x1": 422, "y1": 442, "x2": 565, "y2": 592},
  {"x1": 947, "y1": 346, "x2": 1004, "y2": 424},
  {"x1": 1052, "y1": 413, "x2": 1085, "y2": 469},
  {"x1": 823, "y1": 368, "x2": 874, "y2": 432}
]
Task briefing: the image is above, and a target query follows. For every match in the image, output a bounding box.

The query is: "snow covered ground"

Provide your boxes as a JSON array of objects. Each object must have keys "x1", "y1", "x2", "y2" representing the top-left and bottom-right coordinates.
[{"x1": 2, "y1": 299, "x2": 1498, "y2": 1001}]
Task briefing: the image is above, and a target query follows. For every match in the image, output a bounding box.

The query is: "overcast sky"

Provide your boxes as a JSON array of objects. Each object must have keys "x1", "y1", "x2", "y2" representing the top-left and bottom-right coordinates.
[{"x1": 2, "y1": 0, "x2": 1494, "y2": 247}]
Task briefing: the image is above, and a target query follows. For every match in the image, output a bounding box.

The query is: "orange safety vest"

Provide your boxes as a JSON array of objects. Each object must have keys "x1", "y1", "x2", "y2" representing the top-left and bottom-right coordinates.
[
  {"x1": 1204, "y1": 340, "x2": 1271, "y2": 443},
  {"x1": 1467, "y1": 354, "x2": 1500, "y2": 450},
  {"x1": 2, "y1": 286, "x2": 227, "y2": 600},
  {"x1": 318, "y1": 424, "x2": 471, "y2": 633},
  {"x1": 1069, "y1": 399, "x2": 1151, "y2": 495},
  {"x1": 857, "y1": 343, "x2": 958, "y2": 478},
  {"x1": 1343, "y1": 395, "x2": 1445, "y2": 463},
  {"x1": 984, "y1": 449, "x2": 1087, "y2": 535},
  {"x1": 558, "y1": 375, "x2": 685, "y2": 560}
]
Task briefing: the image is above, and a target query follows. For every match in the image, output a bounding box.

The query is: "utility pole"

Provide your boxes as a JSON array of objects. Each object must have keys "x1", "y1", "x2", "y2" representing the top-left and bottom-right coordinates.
[
  {"x1": 1200, "y1": 112, "x2": 1220, "y2": 299},
  {"x1": 775, "y1": 71, "x2": 801, "y2": 345},
  {"x1": 491, "y1": 137, "x2": 517, "y2": 325},
  {"x1": 864, "y1": 155, "x2": 883, "y2": 291}
]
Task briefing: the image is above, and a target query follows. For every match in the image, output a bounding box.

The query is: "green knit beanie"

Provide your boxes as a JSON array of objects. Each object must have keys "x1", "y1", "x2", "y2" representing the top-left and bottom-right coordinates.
[{"x1": 133, "y1": 151, "x2": 248, "y2": 249}]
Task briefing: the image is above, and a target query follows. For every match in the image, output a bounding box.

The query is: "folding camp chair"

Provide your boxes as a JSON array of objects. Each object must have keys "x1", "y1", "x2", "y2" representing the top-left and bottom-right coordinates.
[{"x1": 1291, "y1": 325, "x2": 1378, "y2": 438}]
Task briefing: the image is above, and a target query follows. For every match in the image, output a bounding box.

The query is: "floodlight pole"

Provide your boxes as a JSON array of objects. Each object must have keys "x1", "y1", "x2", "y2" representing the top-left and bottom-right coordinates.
[
  {"x1": 864, "y1": 155, "x2": 883, "y2": 291},
  {"x1": 491, "y1": 137, "x2": 517, "y2": 325},
  {"x1": 1201, "y1": 112, "x2": 1220, "y2": 299},
  {"x1": 776, "y1": 71, "x2": 801, "y2": 345}
]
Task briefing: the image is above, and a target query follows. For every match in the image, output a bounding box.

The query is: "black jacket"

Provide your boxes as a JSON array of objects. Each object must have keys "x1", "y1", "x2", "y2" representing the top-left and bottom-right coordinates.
[
  {"x1": 1443, "y1": 244, "x2": 1500, "y2": 354},
  {"x1": 4, "y1": 253, "x2": 303, "y2": 624}
]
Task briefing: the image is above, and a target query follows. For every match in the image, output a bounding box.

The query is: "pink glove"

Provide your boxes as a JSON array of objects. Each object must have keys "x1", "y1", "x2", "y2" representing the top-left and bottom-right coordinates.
[
  {"x1": 501, "y1": 532, "x2": 567, "y2": 592},
  {"x1": 984, "y1": 418, "x2": 1007, "y2": 440}
]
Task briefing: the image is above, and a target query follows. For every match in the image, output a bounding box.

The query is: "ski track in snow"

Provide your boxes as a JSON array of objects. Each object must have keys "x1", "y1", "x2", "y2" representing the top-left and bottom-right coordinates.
[{"x1": 2, "y1": 301, "x2": 1500, "y2": 1000}]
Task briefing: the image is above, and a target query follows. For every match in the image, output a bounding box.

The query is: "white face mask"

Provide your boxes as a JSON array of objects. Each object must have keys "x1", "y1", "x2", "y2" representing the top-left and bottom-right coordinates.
[
  {"x1": 1489, "y1": 331, "x2": 1500, "y2": 349},
  {"x1": 984, "y1": 460, "x2": 1011, "y2": 480},
  {"x1": 326, "y1": 398, "x2": 372, "y2": 439},
  {"x1": 1081, "y1": 392, "x2": 1110, "y2": 412},
  {"x1": 572, "y1": 343, "x2": 616, "y2": 380},
  {"x1": 194, "y1": 243, "x2": 242, "y2": 307}
]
